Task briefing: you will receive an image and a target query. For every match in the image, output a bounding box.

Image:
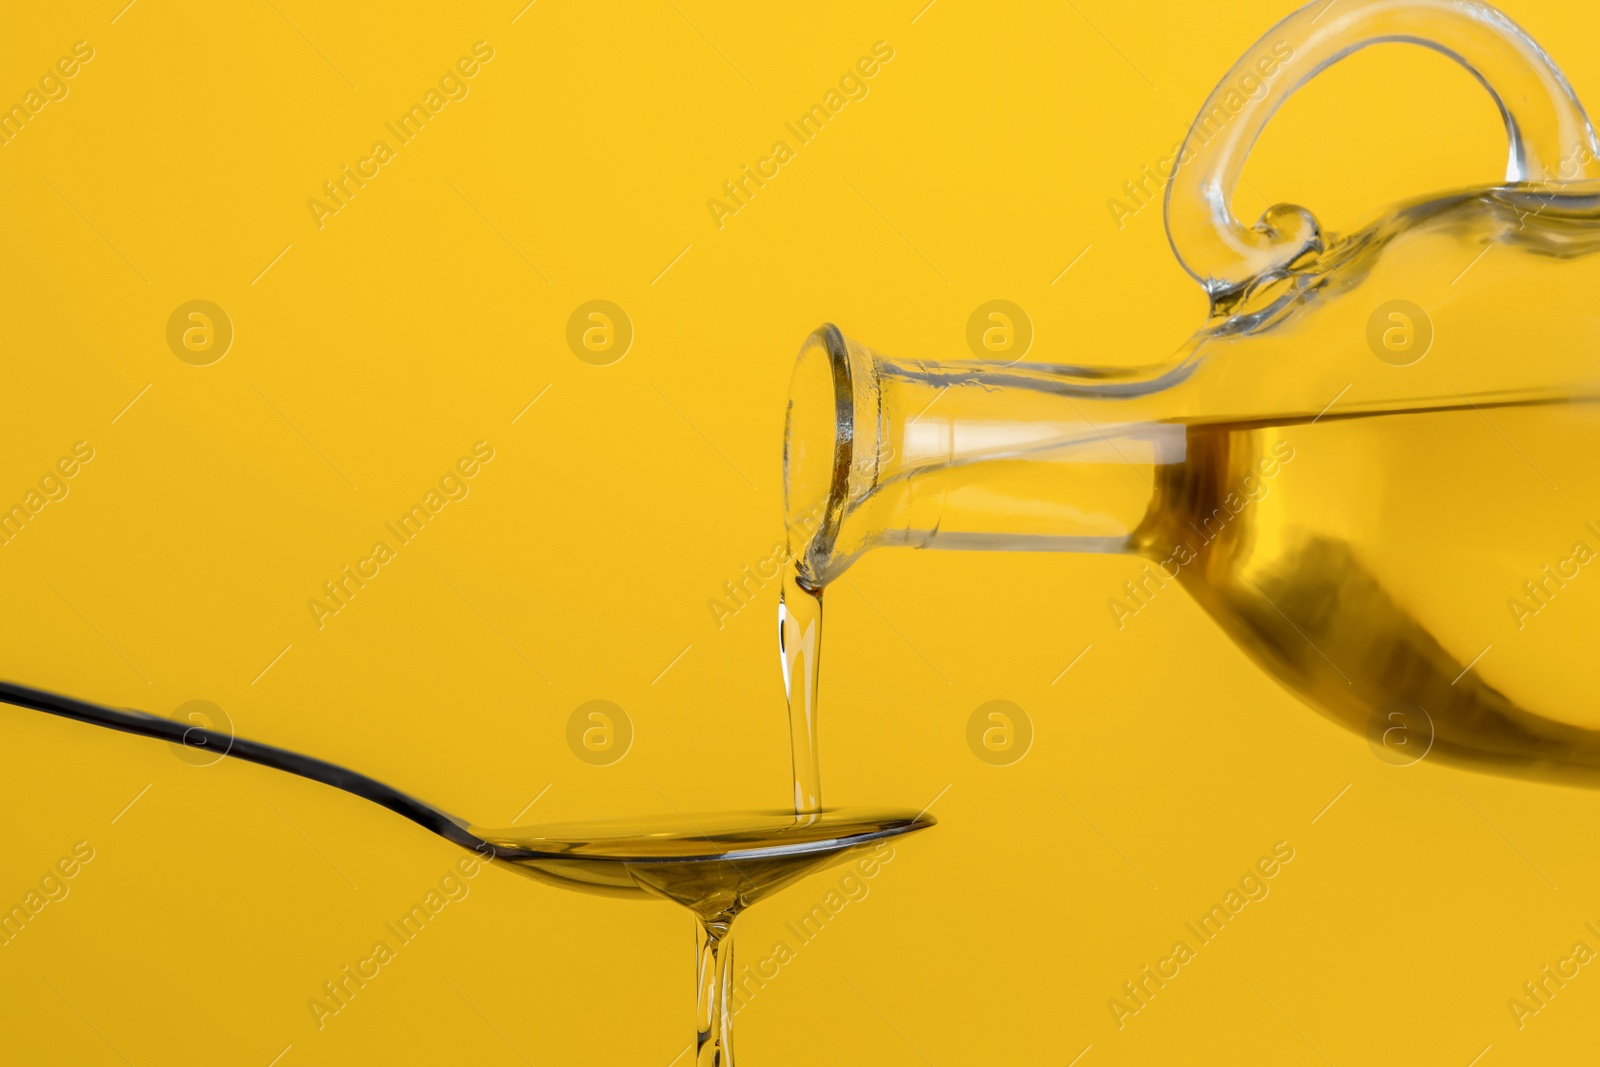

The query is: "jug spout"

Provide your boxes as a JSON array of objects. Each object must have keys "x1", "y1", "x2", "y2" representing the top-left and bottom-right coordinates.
[{"x1": 784, "y1": 325, "x2": 1190, "y2": 590}]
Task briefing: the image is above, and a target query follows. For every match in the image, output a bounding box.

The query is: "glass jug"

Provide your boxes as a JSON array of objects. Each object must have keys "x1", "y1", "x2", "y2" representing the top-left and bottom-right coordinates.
[{"x1": 785, "y1": 0, "x2": 1600, "y2": 785}]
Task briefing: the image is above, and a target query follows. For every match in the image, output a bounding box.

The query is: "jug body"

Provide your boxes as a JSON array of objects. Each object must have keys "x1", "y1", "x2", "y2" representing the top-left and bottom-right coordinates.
[
  {"x1": 785, "y1": 0, "x2": 1600, "y2": 784},
  {"x1": 1135, "y1": 398, "x2": 1600, "y2": 781}
]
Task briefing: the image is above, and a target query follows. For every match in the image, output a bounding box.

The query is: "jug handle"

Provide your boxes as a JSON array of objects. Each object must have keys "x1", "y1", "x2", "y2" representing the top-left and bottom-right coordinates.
[{"x1": 1163, "y1": 0, "x2": 1600, "y2": 298}]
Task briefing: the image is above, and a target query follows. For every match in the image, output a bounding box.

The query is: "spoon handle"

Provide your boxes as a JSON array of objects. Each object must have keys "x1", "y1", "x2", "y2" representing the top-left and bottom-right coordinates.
[{"x1": 0, "y1": 679, "x2": 491, "y2": 855}]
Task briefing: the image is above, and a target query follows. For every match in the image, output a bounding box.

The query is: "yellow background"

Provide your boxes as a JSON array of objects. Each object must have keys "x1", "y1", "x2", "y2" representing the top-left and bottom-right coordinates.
[{"x1": 1, "y1": 0, "x2": 1597, "y2": 1063}]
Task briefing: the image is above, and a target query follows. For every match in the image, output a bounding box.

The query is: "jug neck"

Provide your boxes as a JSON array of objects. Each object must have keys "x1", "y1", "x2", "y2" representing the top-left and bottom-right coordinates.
[{"x1": 783, "y1": 326, "x2": 1191, "y2": 589}]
